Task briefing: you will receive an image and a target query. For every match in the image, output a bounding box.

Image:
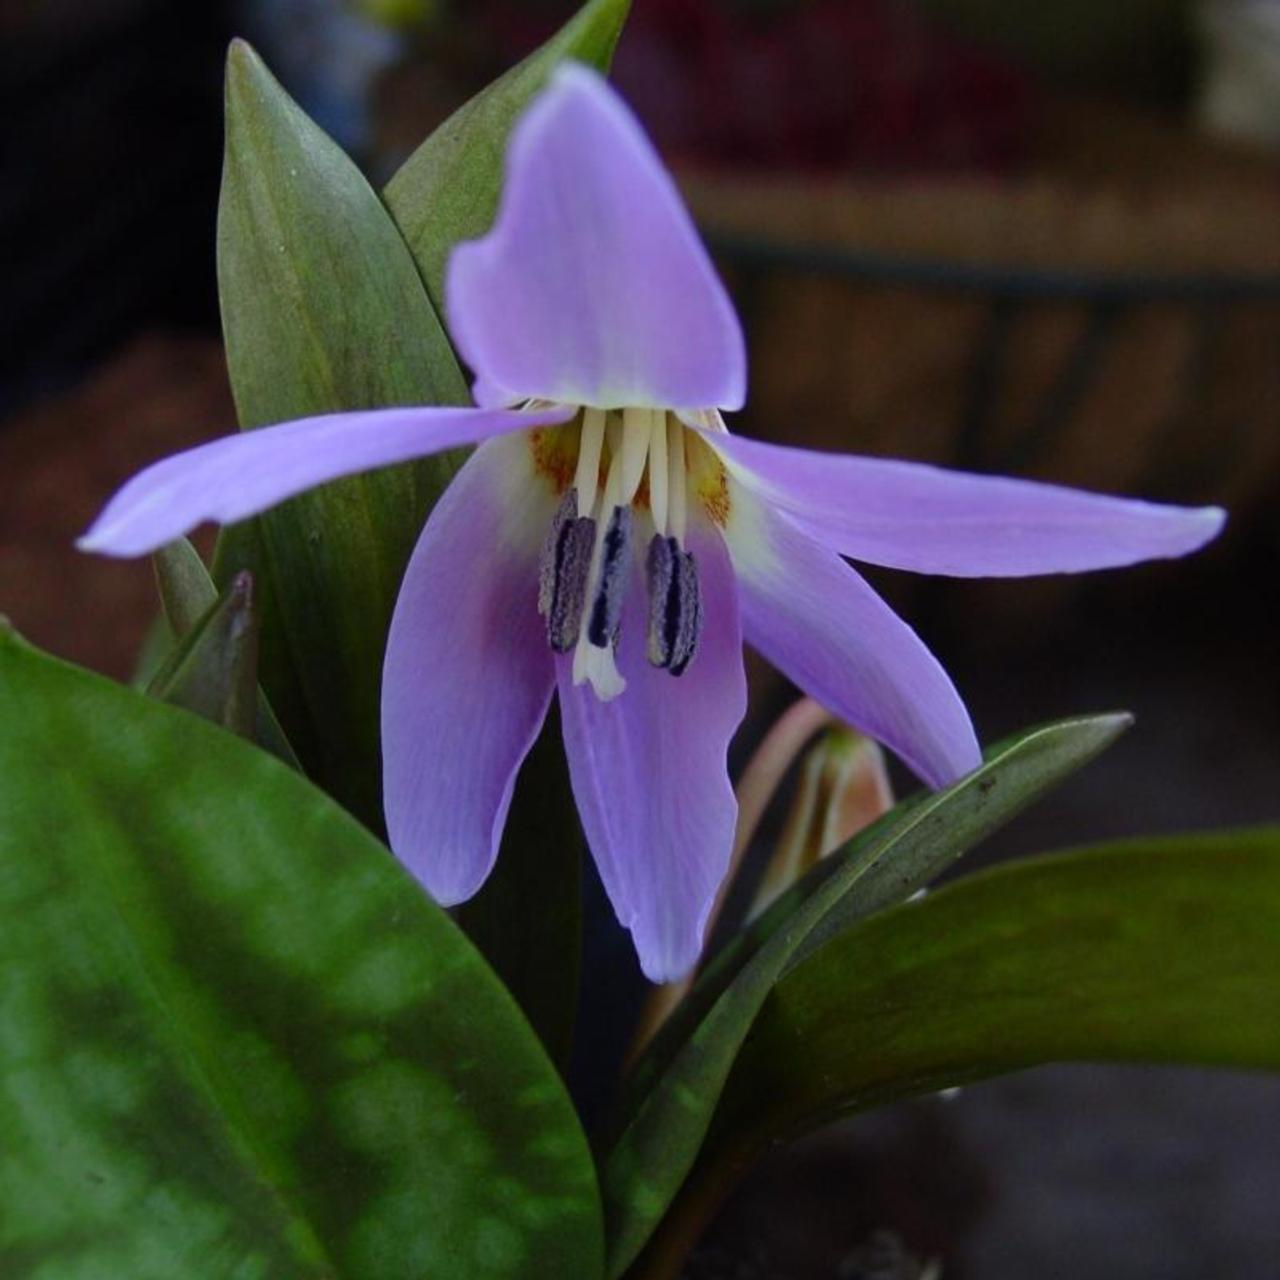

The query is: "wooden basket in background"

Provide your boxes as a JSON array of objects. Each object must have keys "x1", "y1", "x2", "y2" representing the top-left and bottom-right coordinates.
[{"x1": 684, "y1": 96, "x2": 1280, "y2": 525}]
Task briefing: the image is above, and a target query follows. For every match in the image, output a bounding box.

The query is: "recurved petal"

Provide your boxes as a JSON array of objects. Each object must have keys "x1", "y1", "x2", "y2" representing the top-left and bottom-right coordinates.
[
  {"x1": 446, "y1": 64, "x2": 745, "y2": 413},
  {"x1": 79, "y1": 403, "x2": 569, "y2": 558},
  {"x1": 704, "y1": 430, "x2": 1225, "y2": 577},
  {"x1": 557, "y1": 526, "x2": 746, "y2": 983},
  {"x1": 383, "y1": 433, "x2": 557, "y2": 904},
  {"x1": 725, "y1": 484, "x2": 980, "y2": 789}
]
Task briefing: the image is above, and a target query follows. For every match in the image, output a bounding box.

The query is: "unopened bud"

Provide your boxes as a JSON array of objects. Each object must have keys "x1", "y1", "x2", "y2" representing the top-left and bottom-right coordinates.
[{"x1": 748, "y1": 727, "x2": 893, "y2": 923}]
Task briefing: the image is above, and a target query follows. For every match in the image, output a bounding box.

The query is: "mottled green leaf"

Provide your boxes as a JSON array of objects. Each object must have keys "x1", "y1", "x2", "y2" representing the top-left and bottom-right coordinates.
[
  {"x1": 146, "y1": 570, "x2": 259, "y2": 738},
  {"x1": 382, "y1": 0, "x2": 632, "y2": 311},
  {"x1": 154, "y1": 539, "x2": 298, "y2": 768},
  {"x1": 604, "y1": 715, "x2": 1130, "y2": 1275},
  {"x1": 636, "y1": 830, "x2": 1280, "y2": 1275},
  {"x1": 0, "y1": 629, "x2": 603, "y2": 1279},
  {"x1": 213, "y1": 38, "x2": 469, "y2": 830}
]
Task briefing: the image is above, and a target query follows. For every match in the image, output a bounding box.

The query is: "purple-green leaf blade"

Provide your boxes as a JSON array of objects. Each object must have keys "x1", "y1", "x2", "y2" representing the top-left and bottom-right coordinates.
[
  {"x1": 604, "y1": 713, "x2": 1131, "y2": 1275},
  {"x1": 213, "y1": 39, "x2": 469, "y2": 829},
  {"x1": 145, "y1": 569, "x2": 259, "y2": 739},
  {"x1": 0, "y1": 631, "x2": 604, "y2": 1278},
  {"x1": 154, "y1": 537, "x2": 299, "y2": 768},
  {"x1": 639, "y1": 829, "x2": 1280, "y2": 1274}
]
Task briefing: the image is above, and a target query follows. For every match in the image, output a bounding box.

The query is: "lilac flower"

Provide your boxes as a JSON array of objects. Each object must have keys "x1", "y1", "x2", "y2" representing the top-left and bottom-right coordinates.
[{"x1": 80, "y1": 65, "x2": 1224, "y2": 981}]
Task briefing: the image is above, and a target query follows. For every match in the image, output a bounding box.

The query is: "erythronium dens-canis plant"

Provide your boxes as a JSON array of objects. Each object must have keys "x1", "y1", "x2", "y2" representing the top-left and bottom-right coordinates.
[{"x1": 80, "y1": 65, "x2": 1224, "y2": 982}]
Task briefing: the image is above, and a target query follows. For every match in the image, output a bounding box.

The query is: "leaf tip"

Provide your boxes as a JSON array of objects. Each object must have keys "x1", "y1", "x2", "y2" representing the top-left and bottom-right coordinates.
[
  {"x1": 226, "y1": 35, "x2": 260, "y2": 69},
  {"x1": 228, "y1": 570, "x2": 255, "y2": 607},
  {"x1": 1095, "y1": 710, "x2": 1136, "y2": 740},
  {"x1": 225, "y1": 37, "x2": 271, "y2": 103}
]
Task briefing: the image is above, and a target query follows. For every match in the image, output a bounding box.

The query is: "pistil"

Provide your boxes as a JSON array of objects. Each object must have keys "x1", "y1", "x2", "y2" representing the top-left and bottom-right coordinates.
[{"x1": 572, "y1": 439, "x2": 629, "y2": 698}]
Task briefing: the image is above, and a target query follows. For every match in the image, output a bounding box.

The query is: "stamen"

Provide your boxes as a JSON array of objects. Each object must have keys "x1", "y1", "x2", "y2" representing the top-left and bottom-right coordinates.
[
  {"x1": 538, "y1": 491, "x2": 596, "y2": 652},
  {"x1": 574, "y1": 407, "x2": 606, "y2": 516},
  {"x1": 619, "y1": 408, "x2": 652, "y2": 503},
  {"x1": 587, "y1": 505, "x2": 632, "y2": 647},
  {"x1": 668, "y1": 416, "x2": 688, "y2": 544},
  {"x1": 670, "y1": 551, "x2": 702, "y2": 676},
  {"x1": 645, "y1": 535, "x2": 675, "y2": 666},
  {"x1": 547, "y1": 518, "x2": 596, "y2": 653},
  {"x1": 648, "y1": 410, "x2": 669, "y2": 534},
  {"x1": 537, "y1": 491, "x2": 574, "y2": 618},
  {"x1": 645, "y1": 534, "x2": 702, "y2": 676}
]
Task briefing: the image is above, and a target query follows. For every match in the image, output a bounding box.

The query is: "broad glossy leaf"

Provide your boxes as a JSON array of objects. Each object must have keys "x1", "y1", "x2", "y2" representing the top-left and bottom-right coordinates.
[
  {"x1": 154, "y1": 539, "x2": 298, "y2": 768},
  {"x1": 214, "y1": 39, "x2": 469, "y2": 830},
  {"x1": 382, "y1": 0, "x2": 632, "y2": 312},
  {"x1": 0, "y1": 629, "x2": 603, "y2": 1279},
  {"x1": 633, "y1": 830, "x2": 1280, "y2": 1275},
  {"x1": 603, "y1": 715, "x2": 1129, "y2": 1275},
  {"x1": 146, "y1": 570, "x2": 258, "y2": 738}
]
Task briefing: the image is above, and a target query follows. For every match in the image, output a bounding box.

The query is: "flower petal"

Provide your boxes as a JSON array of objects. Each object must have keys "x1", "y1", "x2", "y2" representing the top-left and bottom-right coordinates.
[
  {"x1": 705, "y1": 431, "x2": 1225, "y2": 577},
  {"x1": 79, "y1": 403, "x2": 570, "y2": 557},
  {"x1": 556, "y1": 526, "x2": 746, "y2": 982},
  {"x1": 725, "y1": 484, "x2": 980, "y2": 788},
  {"x1": 446, "y1": 64, "x2": 746, "y2": 413},
  {"x1": 383, "y1": 433, "x2": 557, "y2": 904}
]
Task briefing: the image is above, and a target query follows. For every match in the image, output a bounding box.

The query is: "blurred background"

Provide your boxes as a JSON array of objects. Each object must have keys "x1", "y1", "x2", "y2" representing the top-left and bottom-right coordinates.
[{"x1": 2, "y1": 1, "x2": 1278, "y2": 1276}]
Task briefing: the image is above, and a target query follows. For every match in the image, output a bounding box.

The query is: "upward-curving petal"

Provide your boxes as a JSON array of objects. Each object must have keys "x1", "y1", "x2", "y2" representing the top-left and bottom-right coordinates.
[
  {"x1": 383, "y1": 433, "x2": 557, "y2": 905},
  {"x1": 724, "y1": 482, "x2": 981, "y2": 789},
  {"x1": 79, "y1": 403, "x2": 569, "y2": 558},
  {"x1": 556, "y1": 526, "x2": 747, "y2": 983},
  {"x1": 704, "y1": 430, "x2": 1225, "y2": 578},
  {"x1": 446, "y1": 64, "x2": 746, "y2": 414}
]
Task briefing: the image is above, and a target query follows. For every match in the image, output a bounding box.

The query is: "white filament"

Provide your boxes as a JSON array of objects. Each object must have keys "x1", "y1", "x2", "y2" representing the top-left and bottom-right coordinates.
[
  {"x1": 668, "y1": 416, "x2": 688, "y2": 544},
  {"x1": 573, "y1": 407, "x2": 606, "y2": 517},
  {"x1": 648, "y1": 410, "x2": 669, "y2": 535},
  {"x1": 618, "y1": 408, "x2": 652, "y2": 503}
]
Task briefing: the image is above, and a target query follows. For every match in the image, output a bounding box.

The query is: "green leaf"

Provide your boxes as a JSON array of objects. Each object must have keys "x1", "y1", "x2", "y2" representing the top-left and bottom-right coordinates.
[
  {"x1": 603, "y1": 714, "x2": 1130, "y2": 1276},
  {"x1": 129, "y1": 613, "x2": 176, "y2": 691},
  {"x1": 154, "y1": 537, "x2": 223, "y2": 635},
  {"x1": 0, "y1": 628, "x2": 603, "y2": 1279},
  {"x1": 146, "y1": 570, "x2": 259, "y2": 738},
  {"x1": 382, "y1": 0, "x2": 632, "y2": 311},
  {"x1": 638, "y1": 829, "x2": 1280, "y2": 1275},
  {"x1": 154, "y1": 539, "x2": 299, "y2": 769},
  {"x1": 213, "y1": 38, "x2": 469, "y2": 830}
]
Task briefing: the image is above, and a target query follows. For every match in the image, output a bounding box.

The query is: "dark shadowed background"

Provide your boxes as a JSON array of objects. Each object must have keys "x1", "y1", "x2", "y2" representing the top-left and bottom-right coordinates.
[{"x1": 3, "y1": 1, "x2": 1278, "y2": 1275}]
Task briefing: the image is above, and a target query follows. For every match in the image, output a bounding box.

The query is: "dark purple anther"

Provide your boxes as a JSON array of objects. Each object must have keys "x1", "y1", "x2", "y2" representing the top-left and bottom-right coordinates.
[{"x1": 645, "y1": 533, "x2": 701, "y2": 675}]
